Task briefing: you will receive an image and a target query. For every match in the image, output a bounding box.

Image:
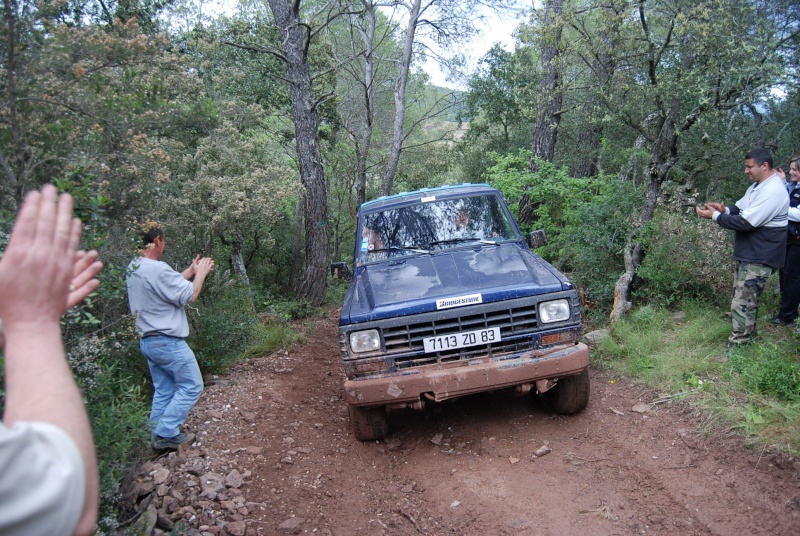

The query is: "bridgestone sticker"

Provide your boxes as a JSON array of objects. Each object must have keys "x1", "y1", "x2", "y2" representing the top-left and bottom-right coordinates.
[{"x1": 436, "y1": 293, "x2": 482, "y2": 310}]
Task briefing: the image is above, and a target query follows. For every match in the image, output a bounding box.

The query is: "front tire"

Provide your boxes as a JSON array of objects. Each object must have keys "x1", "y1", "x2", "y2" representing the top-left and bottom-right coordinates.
[
  {"x1": 348, "y1": 404, "x2": 388, "y2": 441},
  {"x1": 545, "y1": 368, "x2": 590, "y2": 414}
]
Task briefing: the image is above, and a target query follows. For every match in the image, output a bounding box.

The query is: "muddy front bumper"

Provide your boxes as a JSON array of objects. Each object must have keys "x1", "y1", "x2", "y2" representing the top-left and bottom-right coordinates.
[{"x1": 343, "y1": 342, "x2": 590, "y2": 407}]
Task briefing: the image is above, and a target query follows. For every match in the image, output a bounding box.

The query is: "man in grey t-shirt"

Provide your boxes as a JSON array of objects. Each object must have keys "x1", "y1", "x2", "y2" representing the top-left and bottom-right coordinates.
[{"x1": 126, "y1": 223, "x2": 214, "y2": 450}]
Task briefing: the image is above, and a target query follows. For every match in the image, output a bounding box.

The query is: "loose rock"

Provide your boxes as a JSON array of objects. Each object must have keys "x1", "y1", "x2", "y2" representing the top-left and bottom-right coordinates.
[
  {"x1": 278, "y1": 517, "x2": 305, "y2": 534},
  {"x1": 225, "y1": 469, "x2": 245, "y2": 489},
  {"x1": 225, "y1": 520, "x2": 247, "y2": 536},
  {"x1": 200, "y1": 473, "x2": 225, "y2": 497}
]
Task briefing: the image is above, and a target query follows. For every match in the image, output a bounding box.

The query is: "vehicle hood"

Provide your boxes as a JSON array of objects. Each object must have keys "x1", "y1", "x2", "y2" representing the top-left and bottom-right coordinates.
[{"x1": 341, "y1": 243, "x2": 568, "y2": 324}]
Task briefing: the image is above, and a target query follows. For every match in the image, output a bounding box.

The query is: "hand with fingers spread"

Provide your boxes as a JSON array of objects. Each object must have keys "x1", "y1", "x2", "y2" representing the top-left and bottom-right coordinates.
[
  {"x1": 0, "y1": 186, "x2": 80, "y2": 326},
  {"x1": 0, "y1": 184, "x2": 100, "y2": 536}
]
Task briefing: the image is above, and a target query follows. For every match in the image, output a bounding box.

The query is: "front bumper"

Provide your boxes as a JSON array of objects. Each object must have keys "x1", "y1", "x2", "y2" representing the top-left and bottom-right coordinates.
[{"x1": 343, "y1": 342, "x2": 590, "y2": 406}]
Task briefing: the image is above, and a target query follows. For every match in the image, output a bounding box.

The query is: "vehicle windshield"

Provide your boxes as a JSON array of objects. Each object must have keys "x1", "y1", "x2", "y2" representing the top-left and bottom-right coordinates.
[{"x1": 356, "y1": 194, "x2": 519, "y2": 264}]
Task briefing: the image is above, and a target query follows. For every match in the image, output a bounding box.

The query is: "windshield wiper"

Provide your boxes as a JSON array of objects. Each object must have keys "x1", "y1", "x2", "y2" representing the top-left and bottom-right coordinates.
[
  {"x1": 429, "y1": 237, "x2": 499, "y2": 247},
  {"x1": 372, "y1": 246, "x2": 430, "y2": 254}
]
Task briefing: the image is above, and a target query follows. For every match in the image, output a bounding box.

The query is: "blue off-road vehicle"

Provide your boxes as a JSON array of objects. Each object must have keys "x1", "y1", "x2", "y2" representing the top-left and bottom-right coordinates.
[{"x1": 336, "y1": 184, "x2": 590, "y2": 441}]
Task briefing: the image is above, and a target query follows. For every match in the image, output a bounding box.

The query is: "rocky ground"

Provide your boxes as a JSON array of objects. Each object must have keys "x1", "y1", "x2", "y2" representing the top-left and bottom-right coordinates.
[{"x1": 120, "y1": 311, "x2": 800, "y2": 536}]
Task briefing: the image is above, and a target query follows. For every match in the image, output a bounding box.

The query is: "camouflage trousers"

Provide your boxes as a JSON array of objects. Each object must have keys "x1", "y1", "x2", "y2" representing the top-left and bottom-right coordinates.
[{"x1": 730, "y1": 261, "x2": 774, "y2": 345}]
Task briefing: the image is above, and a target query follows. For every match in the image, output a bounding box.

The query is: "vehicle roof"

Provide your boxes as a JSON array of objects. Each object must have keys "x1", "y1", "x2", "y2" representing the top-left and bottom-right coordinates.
[{"x1": 359, "y1": 183, "x2": 498, "y2": 213}]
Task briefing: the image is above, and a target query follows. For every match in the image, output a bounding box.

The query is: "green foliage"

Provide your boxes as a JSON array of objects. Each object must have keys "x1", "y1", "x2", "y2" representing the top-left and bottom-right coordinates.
[
  {"x1": 242, "y1": 321, "x2": 306, "y2": 359},
  {"x1": 636, "y1": 208, "x2": 732, "y2": 306},
  {"x1": 729, "y1": 344, "x2": 800, "y2": 403},
  {"x1": 325, "y1": 277, "x2": 349, "y2": 308},
  {"x1": 595, "y1": 301, "x2": 800, "y2": 453},
  {"x1": 188, "y1": 282, "x2": 262, "y2": 374},
  {"x1": 262, "y1": 297, "x2": 318, "y2": 321},
  {"x1": 65, "y1": 329, "x2": 151, "y2": 535},
  {"x1": 484, "y1": 150, "x2": 640, "y2": 307}
]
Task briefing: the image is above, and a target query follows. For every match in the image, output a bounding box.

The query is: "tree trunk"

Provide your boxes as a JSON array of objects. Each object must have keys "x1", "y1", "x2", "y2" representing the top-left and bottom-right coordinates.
[
  {"x1": 519, "y1": 0, "x2": 564, "y2": 225},
  {"x1": 230, "y1": 233, "x2": 251, "y2": 286},
  {"x1": 610, "y1": 178, "x2": 660, "y2": 322},
  {"x1": 573, "y1": 125, "x2": 600, "y2": 178},
  {"x1": 230, "y1": 233, "x2": 255, "y2": 312},
  {"x1": 611, "y1": 106, "x2": 680, "y2": 323},
  {"x1": 529, "y1": 0, "x2": 564, "y2": 169},
  {"x1": 380, "y1": 0, "x2": 420, "y2": 197},
  {"x1": 289, "y1": 194, "x2": 303, "y2": 293},
  {"x1": 1, "y1": 0, "x2": 27, "y2": 207},
  {"x1": 353, "y1": 1, "x2": 377, "y2": 208},
  {"x1": 268, "y1": 0, "x2": 329, "y2": 306}
]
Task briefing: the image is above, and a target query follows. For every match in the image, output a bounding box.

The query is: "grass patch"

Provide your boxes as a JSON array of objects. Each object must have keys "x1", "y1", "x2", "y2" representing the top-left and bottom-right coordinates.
[
  {"x1": 593, "y1": 299, "x2": 800, "y2": 454},
  {"x1": 243, "y1": 319, "x2": 308, "y2": 358}
]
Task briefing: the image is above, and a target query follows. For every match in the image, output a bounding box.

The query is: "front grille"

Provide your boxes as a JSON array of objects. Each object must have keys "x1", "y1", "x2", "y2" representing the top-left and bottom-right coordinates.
[
  {"x1": 383, "y1": 304, "x2": 539, "y2": 368},
  {"x1": 340, "y1": 293, "x2": 581, "y2": 378}
]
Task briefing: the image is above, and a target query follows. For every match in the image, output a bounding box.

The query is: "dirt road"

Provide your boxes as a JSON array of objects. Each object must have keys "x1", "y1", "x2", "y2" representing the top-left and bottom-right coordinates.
[{"x1": 130, "y1": 313, "x2": 800, "y2": 536}]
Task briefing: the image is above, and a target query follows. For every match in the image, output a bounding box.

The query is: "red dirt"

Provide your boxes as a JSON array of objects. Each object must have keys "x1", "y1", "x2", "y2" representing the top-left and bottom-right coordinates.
[{"x1": 152, "y1": 312, "x2": 800, "y2": 535}]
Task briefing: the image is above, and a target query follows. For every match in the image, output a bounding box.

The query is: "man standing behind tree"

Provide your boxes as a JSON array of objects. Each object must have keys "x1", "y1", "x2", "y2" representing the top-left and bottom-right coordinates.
[
  {"x1": 126, "y1": 223, "x2": 214, "y2": 450},
  {"x1": 696, "y1": 148, "x2": 789, "y2": 350}
]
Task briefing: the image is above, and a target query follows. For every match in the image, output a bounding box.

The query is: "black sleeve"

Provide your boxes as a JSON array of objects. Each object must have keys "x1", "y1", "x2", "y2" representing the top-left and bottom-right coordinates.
[
  {"x1": 729, "y1": 206, "x2": 741, "y2": 216},
  {"x1": 717, "y1": 213, "x2": 756, "y2": 232}
]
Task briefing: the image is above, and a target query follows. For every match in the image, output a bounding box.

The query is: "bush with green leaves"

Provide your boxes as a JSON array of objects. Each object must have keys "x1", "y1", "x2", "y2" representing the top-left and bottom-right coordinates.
[
  {"x1": 636, "y1": 211, "x2": 733, "y2": 306},
  {"x1": 67, "y1": 329, "x2": 151, "y2": 535},
  {"x1": 634, "y1": 181, "x2": 734, "y2": 307},
  {"x1": 729, "y1": 344, "x2": 800, "y2": 403},
  {"x1": 484, "y1": 150, "x2": 641, "y2": 309},
  {"x1": 188, "y1": 279, "x2": 263, "y2": 374}
]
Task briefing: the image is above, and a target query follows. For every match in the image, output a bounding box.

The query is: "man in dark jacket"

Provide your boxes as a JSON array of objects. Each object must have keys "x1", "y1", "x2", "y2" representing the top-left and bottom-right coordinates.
[
  {"x1": 697, "y1": 148, "x2": 789, "y2": 346},
  {"x1": 771, "y1": 156, "x2": 800, "y2": 325}
]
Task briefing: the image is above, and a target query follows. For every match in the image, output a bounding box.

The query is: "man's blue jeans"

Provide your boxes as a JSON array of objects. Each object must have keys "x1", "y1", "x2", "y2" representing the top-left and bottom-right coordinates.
[{"x1": 140, "y1": 335, "x2": 203, "y2": 438}]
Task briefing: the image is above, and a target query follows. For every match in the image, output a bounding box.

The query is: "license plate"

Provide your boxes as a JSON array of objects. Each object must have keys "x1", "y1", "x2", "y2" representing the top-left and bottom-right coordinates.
[{"x1": 423, "y1": 327, "x2": 501, "y2": 353}]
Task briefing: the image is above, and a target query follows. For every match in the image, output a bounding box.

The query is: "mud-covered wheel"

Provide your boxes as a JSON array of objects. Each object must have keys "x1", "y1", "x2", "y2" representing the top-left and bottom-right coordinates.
[
  {"x1": 545, "y1": 368, "x2": 590, "y2": 414},
  {"x1": 348, "y1": 404, "x2": 388, "y2": 441}
]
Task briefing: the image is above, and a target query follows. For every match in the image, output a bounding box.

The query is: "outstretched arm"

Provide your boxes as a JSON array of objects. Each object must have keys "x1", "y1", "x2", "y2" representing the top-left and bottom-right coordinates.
[{"x1": 0, "y1": 185, "x2": 100, "y2": 536}]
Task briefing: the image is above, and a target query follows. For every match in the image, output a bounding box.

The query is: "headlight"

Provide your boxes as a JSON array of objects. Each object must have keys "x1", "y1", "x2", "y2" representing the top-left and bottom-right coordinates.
[
  {"x1": 539, "y1": 299, "x2": 570, "y2": 323},
  {"x1": 349, "y1": 329, "x2": 381, "y2": 353}
]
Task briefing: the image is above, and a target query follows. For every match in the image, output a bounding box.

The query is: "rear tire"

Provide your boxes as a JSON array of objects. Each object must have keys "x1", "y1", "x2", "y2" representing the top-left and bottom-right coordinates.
[
  {"x1": 545, "y1": 368, "x2": 590, "y2": 414},
  {"x1": 348, "y1": 405, "x2": 388, "y2": 441}
]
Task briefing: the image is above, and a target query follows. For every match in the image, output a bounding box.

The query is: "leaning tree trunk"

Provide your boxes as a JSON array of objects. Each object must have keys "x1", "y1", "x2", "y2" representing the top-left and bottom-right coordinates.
[
  {"x1": 518, "y1": 0, "x2": 564, "y2": 226},
  {"x1": 610, "y1": 178, "x2": 660, "y2": 322},
  {"x1": 610, "y1": 108, "x2": 680, "y2": 323},
  {"x1": 268, "y1": 0, "x2": 329, "y2": 306}
]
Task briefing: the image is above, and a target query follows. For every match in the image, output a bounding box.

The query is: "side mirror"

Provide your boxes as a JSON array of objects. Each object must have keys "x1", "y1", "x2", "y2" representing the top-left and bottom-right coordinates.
[
  {"x1": 330, "y1": 262, "x2": 352, "y2": 279},
  {"x1": 528, "y1": 229, "x2": 548, "y2": 249}
]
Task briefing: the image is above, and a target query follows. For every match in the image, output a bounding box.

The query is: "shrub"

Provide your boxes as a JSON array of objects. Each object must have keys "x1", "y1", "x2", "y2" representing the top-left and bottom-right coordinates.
[
  {"x1": 484, "y1": 151, "x2": 641, "y2": 309},
  {"x1": 635, "y1": 182, "x2": 734, "y2": 306},
  {"x1": 188, "y1": 280, "x2": 262, "y2": 375},
  {"x1": 730, "y1": 343, "x2": 800, "y2": 402},
  {"x1": 66, "y1": 329, "x2": 151, "y2": 535}
]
